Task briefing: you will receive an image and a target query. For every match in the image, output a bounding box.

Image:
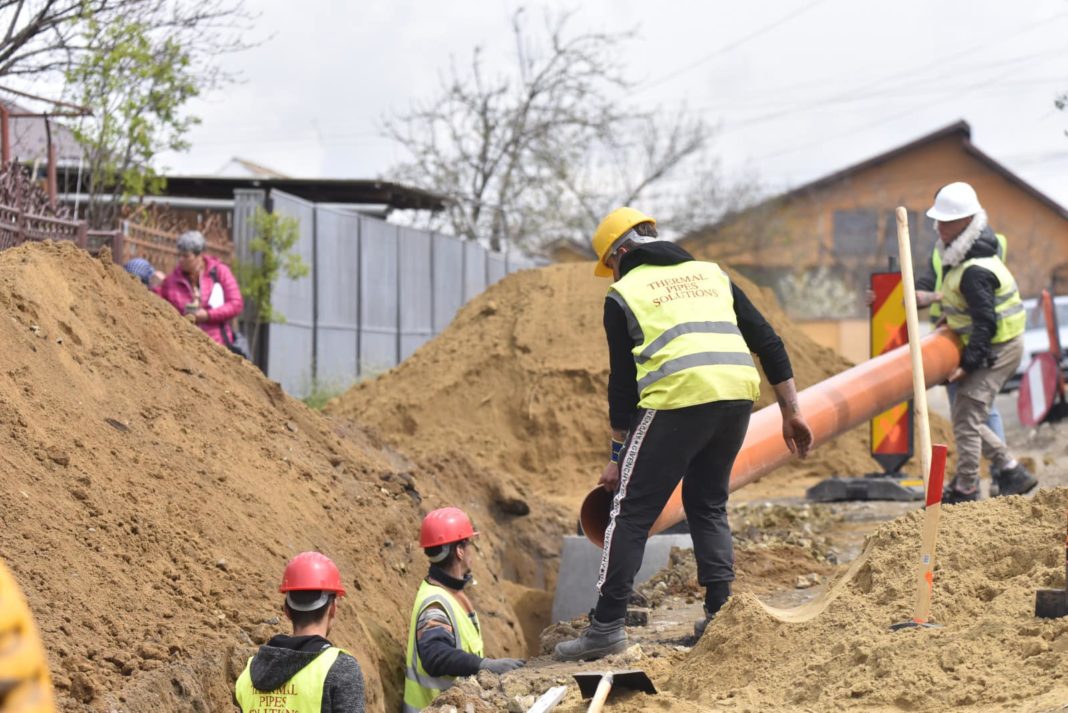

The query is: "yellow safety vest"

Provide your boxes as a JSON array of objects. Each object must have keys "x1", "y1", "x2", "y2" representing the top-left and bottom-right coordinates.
[
  {"x1": 234, "y1": 646, "x2": 343, "y2": 713},
  {"x1": 941, "y1": 255, "x2": 1025, "y2": 346},
  {"x1": 930, "y1": 232, "x2": 1007, "y2": 322},
  {"x1": 608, "y1": 261, "x2": 761, "y2": 409},
  {"x1": 403, "y1": 581, "x2": 485, "y2": 713}
]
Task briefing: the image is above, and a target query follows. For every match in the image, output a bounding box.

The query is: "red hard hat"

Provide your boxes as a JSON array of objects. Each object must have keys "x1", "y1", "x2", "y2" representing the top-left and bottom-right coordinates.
[
  {"x1": 279, "y1": 552, "x2": 346, "y2": 596},
  {"x1": 420, "y1": 507, "x2": 479, "y2": 548}
]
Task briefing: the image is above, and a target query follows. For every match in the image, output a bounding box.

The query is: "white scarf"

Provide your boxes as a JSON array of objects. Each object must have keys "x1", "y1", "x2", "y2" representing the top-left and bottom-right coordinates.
[{"x1": 939, "y1": 210, "x2": 987, "y2": 269}]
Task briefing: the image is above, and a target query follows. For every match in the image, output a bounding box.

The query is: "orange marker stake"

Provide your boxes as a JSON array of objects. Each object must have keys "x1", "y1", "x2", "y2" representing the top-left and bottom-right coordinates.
[{"x1": 891, "y1": 443, "x2": 948, "y2": 630}]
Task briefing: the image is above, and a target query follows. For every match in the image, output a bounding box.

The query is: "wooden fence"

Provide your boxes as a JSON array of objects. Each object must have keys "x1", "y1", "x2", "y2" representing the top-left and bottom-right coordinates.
[
  {"x1": 0, "y1": 202, "x2": 234, "y2": 272},
  {"x1": 0, "y1": 203, "x2": 88, "y2": 251},
  {"x1": 116, "y1": 221, "x2": 233, "y2": 273}
]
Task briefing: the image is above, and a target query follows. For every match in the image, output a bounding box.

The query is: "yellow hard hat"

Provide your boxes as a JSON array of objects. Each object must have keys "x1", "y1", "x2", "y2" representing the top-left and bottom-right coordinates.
[{"x1": 591, "y1": 207, "x2": 656, "y2": 277}]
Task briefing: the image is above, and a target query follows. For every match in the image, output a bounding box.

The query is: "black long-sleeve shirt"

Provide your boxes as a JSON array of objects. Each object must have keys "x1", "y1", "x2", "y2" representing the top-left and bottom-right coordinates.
[
  {"x1": 604, "y1": 242, "x2": 793, "y2": 430},
  {"x1": 414, "y1": 567, "x2": 483, "y2": 678}
]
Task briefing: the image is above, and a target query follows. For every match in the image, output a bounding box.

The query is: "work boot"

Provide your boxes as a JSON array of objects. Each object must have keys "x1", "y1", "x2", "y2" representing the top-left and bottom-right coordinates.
[
  {"x1": 942, "y1": 481, "x2": 979, "y2": 505},
  {"x1": 553, "y1": 617, "x2": 627, "y2": 662},
  {"x1": 998, "y1": 463, "x2": 1038, "y2": 497},
  {"x1": 693, "y1": 606, "x2": 716, "y2": 641},
  {"x1": 693, "y1": 581, "x2": 730, "y2": 641}
]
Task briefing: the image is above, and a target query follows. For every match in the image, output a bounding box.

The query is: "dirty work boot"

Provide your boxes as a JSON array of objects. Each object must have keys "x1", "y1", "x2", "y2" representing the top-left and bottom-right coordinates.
[
  {"x1": 693, "y1": 606, "x2": 716, "y2": 641},
  {"x1": 942, "y1": 480, "x2": 979, "y2": 505},
  {"x1": 693, "y1": 581, "x2": 730, "y2": 641},
  {"x1": 553, "y1": 617, "x2": 627, "y2": 662},
  {"x1": 997, "y1": 463, "x2": 1038, "y2": 497}
]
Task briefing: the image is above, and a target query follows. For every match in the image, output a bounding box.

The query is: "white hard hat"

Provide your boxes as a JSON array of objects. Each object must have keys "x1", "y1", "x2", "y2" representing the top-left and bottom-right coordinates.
[{"x1": 926, "y1": 182, "x2": 982, "y2": 222}]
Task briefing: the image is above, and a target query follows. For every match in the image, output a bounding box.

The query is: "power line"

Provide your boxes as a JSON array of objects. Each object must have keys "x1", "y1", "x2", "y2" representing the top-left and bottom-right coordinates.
[
  {"x1": 635, "y1": 0, "x2": 830, "y2": 91},
  {"x1": 748, "y1": 55, "x2": 1058, "y2": 165},
  {"x1": 693, "y1": 46, "x2": 1068, "y2": 115}
]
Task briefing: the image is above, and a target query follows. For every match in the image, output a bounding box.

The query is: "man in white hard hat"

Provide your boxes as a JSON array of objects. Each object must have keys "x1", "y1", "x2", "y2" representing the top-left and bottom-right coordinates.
[
  {"x1": 914, "y1": 186, "x2": 1009, "y2": 494},
  {"x1": 926, "y1": 182, "x2": 1037, "y2": 503}
]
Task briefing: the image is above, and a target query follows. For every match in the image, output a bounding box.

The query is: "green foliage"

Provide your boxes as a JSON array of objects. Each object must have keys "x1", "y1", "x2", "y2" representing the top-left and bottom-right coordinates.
[
  {"x1": 300, "y1": 378, "x2": 353, "y2": 411},
  {"x1": 234, "y1": 208, "x2": 309, "y2": 359},
  {"x1": 65, "y1": 16, "x2": 201, "y2": 228}
]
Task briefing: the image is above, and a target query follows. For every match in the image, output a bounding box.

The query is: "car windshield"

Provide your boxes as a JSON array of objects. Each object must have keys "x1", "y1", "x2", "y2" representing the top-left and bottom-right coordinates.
[{"x1": 1023, "y1": 300, "x2": 1068, "y2": 330}]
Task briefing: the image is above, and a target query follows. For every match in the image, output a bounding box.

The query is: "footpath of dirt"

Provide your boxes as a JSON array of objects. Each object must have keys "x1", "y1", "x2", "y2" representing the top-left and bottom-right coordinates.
[
  {"x1": 0, "y1": 242, "x2": 567, "y2": 712},
  {"x1": 426, "y1": 488, "x2": 1068, "y2": 713},
  {"x1": 330, "y1": 261, "x2": 954, "y2": 510}
]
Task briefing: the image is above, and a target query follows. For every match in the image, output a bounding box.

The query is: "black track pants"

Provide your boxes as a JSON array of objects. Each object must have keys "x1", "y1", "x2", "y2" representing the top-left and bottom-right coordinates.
[{"x1": 594, "y1": 399, "x2": 752, "y2": 623}]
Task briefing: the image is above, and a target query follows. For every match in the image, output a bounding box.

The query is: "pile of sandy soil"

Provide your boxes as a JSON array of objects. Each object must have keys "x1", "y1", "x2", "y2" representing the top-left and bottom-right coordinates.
[
  {"x1": 662, "y1": 487, "x2": 1068, "y2": 711},
  {"x1": 425, "y1": 489, "x2": 1068, "y2": 712},
  {"x1": 330, "y1": 261, "x2": 952, "y2": 510},
  {"x1": 0, "y1": 242, "x2": 566, "y2": 712}
]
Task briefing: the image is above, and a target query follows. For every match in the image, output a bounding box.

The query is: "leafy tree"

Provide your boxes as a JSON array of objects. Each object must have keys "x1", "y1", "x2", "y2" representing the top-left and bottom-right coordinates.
[
  {"x1": 233, "y1": 208, "x2": 309, "y2": 361},
  {"x1": 384, "y1": 8, "x2": 710, "y2": 252},
  {"x1": 64, "y1": 16, "x2": 199, "y2": 228}
]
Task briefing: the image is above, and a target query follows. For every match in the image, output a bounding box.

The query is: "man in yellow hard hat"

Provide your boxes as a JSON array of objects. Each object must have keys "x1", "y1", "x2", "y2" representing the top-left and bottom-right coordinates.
[
  {"x1": 555, "y1": 207, "x2": 813, "y2": 660},
  {"x1": 926, "y1": 182, "x2": 1036, "y2": 503},
  {"x1": 235, "y1": 552, "x2": 365, "y2": 713}
]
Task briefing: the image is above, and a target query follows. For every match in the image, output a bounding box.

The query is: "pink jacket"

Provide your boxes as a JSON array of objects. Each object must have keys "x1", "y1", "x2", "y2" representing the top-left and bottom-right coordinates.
[{"x1": 157, "y1": 255, "x2": 244, "y2": 346}]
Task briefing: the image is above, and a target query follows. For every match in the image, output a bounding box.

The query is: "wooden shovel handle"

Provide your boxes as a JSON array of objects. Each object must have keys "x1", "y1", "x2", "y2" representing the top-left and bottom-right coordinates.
[{"x1": 586, "y1": 674, "x2": 613, "y2": 713}]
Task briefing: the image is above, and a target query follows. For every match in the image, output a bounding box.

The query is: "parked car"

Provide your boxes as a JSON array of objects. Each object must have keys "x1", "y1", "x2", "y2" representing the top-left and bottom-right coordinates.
[{"x1": 1001, "y1": 295, "x2": 1068, "y2": 392}]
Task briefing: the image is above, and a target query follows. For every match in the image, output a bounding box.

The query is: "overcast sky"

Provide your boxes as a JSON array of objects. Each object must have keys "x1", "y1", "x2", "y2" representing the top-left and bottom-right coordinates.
[{"x1": 159, "y1": 0, "x2": 1068, "y2": 208}]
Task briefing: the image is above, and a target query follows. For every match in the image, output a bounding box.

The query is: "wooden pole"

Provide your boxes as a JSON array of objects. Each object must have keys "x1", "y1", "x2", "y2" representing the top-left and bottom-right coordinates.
[
  {"x1": 45, "y1": 116, "x2": 57, "y2": 212},
  {"x1": 912, "y1": 443, "x2": 947, "y2": 623},
  {"x1": 0, "y1": 103, "x2": 9, "y2": 164},
  {"x1": 895, "y1": 206, "x2": 933, "y2": 489}
]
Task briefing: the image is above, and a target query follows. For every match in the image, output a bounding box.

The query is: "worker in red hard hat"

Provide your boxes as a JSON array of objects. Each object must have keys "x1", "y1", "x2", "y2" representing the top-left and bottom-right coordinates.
[
  {"x1": 235, "y1": 552, "x2": 365, "y2": 713},
  {"x1": 403, "y1": 507, "x2": 524, "y2": 711}
]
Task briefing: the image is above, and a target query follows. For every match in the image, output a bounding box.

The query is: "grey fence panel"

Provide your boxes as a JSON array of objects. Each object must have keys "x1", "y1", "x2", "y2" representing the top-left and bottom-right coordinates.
[
  {"x1": 232, "y1": 189, "x2": 265, "y2": 265},
  {"x1": 359, "y1": 217, "x2": 399, "y2": 373},
  {"x1": 433, "y1": 233, "x2": 464, "y2": 333},
  {"x1": 399, "y1": 227, "x2": 433, "y2": 359},
  {"x1": 257, "y1": 191, "x2": 537, "y2": 395},
  {"x1": 266, "y1": 190, "x2": 315, "y2": 395},
  {"x1": 487, "y1": 252, "x2": 507, "y2": 285},
  {"x1": 463, "y1": 241, "x2": 488, "y2": 301},
  {"x1": 315, "y1": 206, "x2": 360, "y2": 388}
]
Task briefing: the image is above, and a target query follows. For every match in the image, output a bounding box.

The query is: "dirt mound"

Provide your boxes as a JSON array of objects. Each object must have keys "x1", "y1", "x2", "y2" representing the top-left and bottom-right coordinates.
[
  {"x1": 330, "y1": 261, "x2": 951, "y2": 509},
  {"x1": 664, "y1": 488, "x2": 1068, "y2": 711},
  {"x1": 0, "y1": 242, "x2": 565, "y2": 712}
]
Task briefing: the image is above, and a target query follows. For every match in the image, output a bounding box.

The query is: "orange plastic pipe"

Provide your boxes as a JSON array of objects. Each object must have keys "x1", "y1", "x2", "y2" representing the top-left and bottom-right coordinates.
[{"x1": 580, "y1": 327, "x2": 961, "y2": 547}]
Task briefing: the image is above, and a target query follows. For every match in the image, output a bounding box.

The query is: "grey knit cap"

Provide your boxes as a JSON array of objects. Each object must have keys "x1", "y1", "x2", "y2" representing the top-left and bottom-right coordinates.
[{"x1": 176, "y1": 230, "x2": 206, "y2": 254}]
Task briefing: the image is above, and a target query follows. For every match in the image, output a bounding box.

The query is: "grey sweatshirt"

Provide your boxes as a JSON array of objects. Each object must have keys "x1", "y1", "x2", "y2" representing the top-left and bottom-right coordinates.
[{"x1": 243, "y1": 634, "x2": 365, "y2": 713}]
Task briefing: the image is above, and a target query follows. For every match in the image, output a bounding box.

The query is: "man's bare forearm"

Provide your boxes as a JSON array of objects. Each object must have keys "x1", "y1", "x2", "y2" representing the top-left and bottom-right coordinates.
[{"x1": 773, "y1": 378, "x2": 801, "y2": 414}]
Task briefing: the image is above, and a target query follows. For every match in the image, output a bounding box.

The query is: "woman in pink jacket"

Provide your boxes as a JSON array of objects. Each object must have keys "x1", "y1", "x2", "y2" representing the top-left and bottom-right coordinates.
[{"x1": 157, "y1": 231, "x2": 244, "y2": 349}]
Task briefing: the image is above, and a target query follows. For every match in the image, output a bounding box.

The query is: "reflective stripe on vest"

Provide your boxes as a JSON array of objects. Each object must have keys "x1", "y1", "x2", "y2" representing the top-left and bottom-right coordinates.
[
  {"x1": 930, "y1": 232, "x2": 1007, "y2": 322},
  {"x1": 941, "y1": 255, "x2": 1025, "y2": 346},
  {"x1": 403, "y1": 581, "x2": 485, "y2": 712},
  {"x1": 235, "y1": 646, "x2": 342, "y2": 713},
  {"x1": 609, "y1": 261, "x2": 761, "y2": 409}
]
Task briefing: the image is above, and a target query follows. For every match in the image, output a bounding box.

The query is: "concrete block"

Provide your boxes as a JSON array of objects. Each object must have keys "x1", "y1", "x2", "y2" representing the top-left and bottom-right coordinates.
[{"x1": 551, "y1": 534, "x2": 693, "y2": 624}]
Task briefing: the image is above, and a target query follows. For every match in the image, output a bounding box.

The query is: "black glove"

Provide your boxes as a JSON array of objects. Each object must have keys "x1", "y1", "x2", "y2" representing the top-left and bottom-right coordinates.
[{"x1": 478, "y1": 657, "x2": 525, "y2": 674}]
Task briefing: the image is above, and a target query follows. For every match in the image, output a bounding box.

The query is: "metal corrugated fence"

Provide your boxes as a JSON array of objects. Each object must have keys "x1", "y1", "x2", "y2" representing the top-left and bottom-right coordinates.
[{"x1": 250, "y1": 189, "x2": 539, "y2": 396}]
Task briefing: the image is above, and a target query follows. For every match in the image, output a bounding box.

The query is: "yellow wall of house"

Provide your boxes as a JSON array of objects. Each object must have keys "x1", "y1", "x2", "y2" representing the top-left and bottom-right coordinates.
[
  {"x1": 796, "y1": 319, "x2": 869, "y2": 365},
  {"x1": 685, "y1": 133, "x2": 1068, "y2": 299}
]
